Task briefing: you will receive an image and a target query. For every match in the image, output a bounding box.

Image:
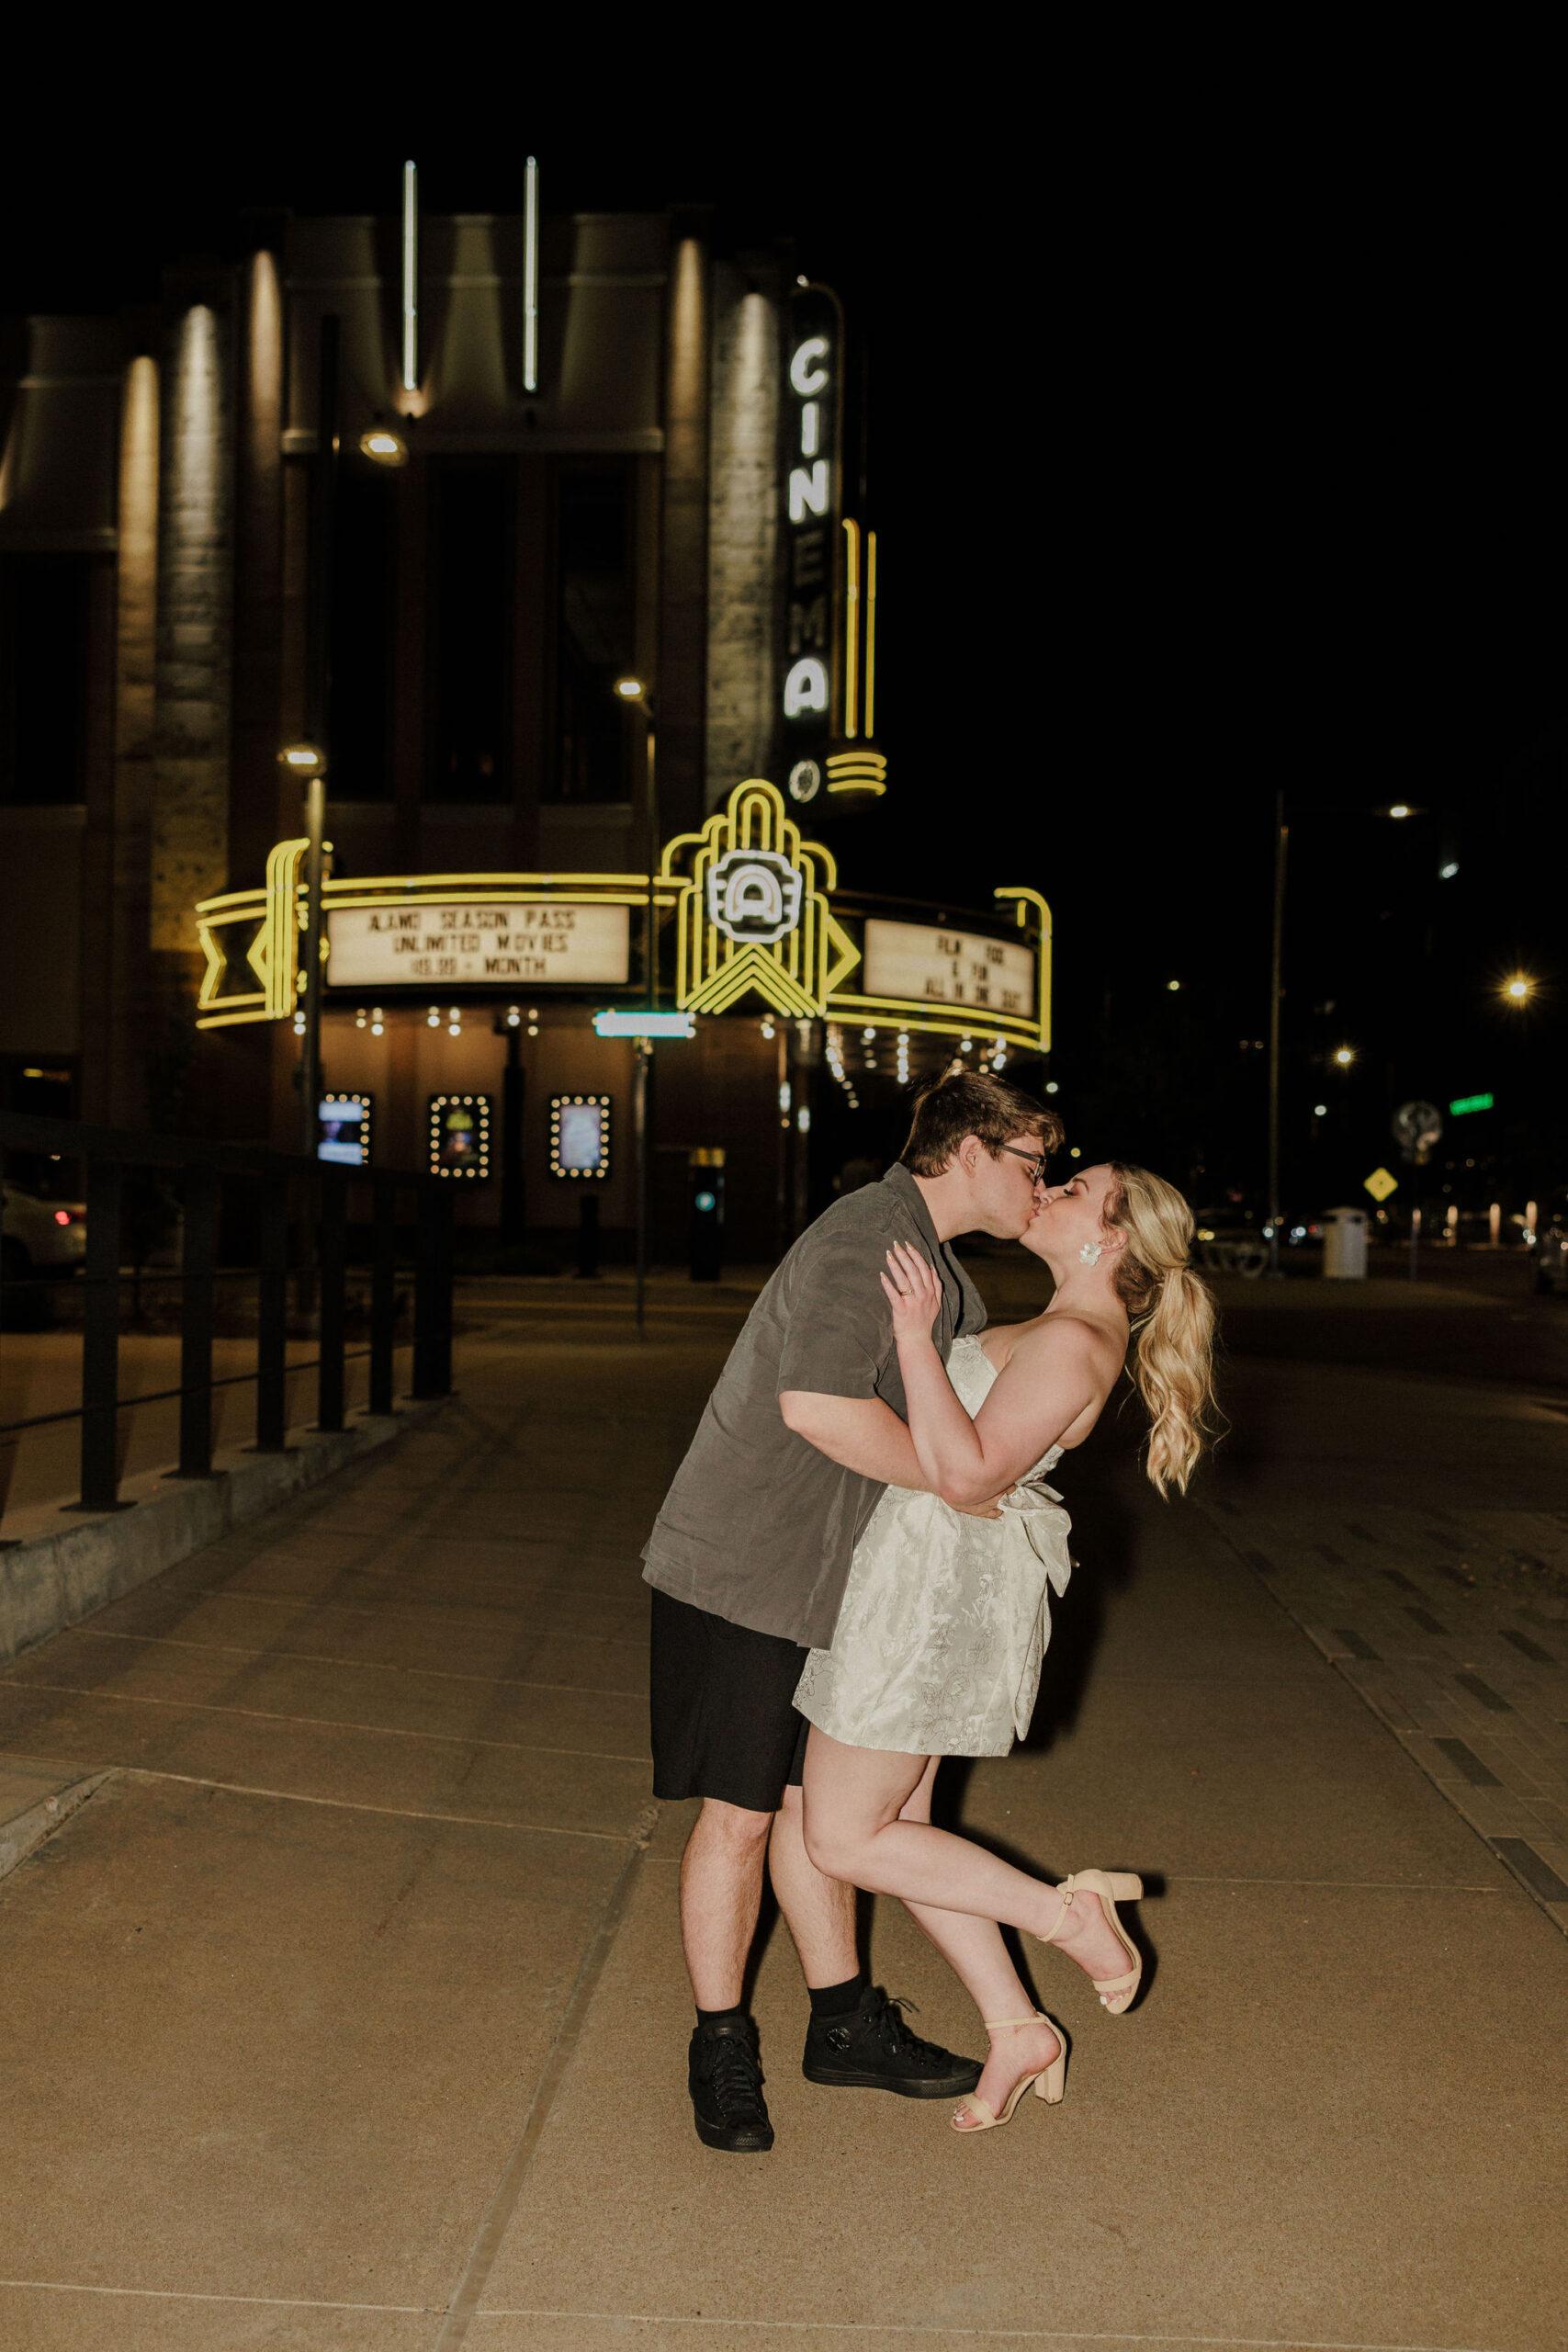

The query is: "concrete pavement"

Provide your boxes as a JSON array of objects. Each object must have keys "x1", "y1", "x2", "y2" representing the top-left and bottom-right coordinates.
[{"x1": 0, "y1": 1272, "x2": 1564, "y2": 2350}]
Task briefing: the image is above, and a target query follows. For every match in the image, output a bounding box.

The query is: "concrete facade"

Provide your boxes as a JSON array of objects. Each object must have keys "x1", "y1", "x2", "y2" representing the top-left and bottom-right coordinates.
[{"x1": 705, "y1": 264, "x2": 780, "y2": 808}]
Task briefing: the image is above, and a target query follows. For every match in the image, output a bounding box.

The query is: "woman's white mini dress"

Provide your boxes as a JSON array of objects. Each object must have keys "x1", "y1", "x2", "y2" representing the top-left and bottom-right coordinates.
[{"x1": 793, "y1": 1335, "x2": 1074, "y2": 1758}]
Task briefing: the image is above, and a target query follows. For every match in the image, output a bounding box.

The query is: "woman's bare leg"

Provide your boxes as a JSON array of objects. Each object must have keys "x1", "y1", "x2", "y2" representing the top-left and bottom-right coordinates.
[
  {"x1": 800, "y1": 1725, "x2": 1133, "y2": 1996},
  {"x1": 888, "y1": 1758, "x2": 1064, "y2": 2125}
]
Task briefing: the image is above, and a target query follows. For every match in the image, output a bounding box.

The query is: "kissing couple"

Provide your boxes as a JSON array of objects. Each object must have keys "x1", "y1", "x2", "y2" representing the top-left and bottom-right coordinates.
[{"x1": 642, "y1": 1070, "x2": 1216, "y2": 2149}]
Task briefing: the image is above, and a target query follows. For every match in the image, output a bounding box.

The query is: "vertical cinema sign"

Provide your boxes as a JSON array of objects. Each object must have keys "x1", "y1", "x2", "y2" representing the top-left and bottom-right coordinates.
[{"x1": 779, "y1": 286, "x2": 842, "y2": 803}]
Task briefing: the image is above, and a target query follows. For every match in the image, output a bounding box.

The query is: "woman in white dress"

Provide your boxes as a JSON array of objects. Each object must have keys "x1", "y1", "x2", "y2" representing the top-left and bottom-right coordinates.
[{"x1": 794, "y1": 1160, "x2": 1216, "y2": 2132}]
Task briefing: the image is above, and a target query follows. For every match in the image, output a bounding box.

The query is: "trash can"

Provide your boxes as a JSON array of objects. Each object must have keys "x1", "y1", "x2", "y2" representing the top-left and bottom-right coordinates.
[
  {"x1": 689, "y1": 1148, "x2": 726, "y2": 1283},
  {"x1": 1322, "y1": 1206, "x2": 1368, "y2": 1280}
]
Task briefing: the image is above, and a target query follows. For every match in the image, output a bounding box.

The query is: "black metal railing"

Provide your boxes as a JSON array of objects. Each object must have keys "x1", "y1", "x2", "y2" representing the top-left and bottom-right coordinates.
[{"x1": 0, "y1": 1114, "x2": 454, "y2": 1521}]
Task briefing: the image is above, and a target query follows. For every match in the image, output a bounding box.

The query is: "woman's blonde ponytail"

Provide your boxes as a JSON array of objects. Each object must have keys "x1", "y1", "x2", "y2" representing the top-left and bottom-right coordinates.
[{"x1": 1105, "y1": 1164, "x2": 1219, "y2": 1495}]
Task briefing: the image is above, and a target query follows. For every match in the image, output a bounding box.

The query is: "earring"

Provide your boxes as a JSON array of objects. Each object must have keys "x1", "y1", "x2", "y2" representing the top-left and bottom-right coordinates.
[{"x1": 1078, "y1": 1241, "x2": 1102, "y2": 1266}]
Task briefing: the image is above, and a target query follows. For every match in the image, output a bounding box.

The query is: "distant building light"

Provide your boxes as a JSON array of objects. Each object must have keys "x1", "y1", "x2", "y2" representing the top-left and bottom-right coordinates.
[
  {"x1": 1333, "y1": 1046, "x2": 1355, "y2": 1067},
  {"x1": 1387, "y1": 803, "x2": 1413, "y2": 819},
  {"x1": 359, "y1": 428, "x2": 408, "y2": 466},
  {"x1": 1314, "y1": 1103, "x2": 1327, "y2": 1116},
  {"x1": 1167, "y1": 978, "x2": 1180, "y2": 991},
  {"x1": 1045, "y1": 1080, "x2": 1060, "y2": 1094},
  {"x1": 1439, "y1": 860, "x2": 1460, "y2": 879}
]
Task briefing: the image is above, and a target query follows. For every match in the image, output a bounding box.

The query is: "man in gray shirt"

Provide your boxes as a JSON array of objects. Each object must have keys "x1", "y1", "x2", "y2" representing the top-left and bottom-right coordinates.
[{"x1": 642, "y1": 1072, "x2": 1060, "y2": 2153}]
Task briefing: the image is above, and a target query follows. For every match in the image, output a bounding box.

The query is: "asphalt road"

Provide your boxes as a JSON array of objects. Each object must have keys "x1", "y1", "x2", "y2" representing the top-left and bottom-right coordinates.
[{"x1": 964, "y1": 1242, "x2": 1568, "y2": 1395}]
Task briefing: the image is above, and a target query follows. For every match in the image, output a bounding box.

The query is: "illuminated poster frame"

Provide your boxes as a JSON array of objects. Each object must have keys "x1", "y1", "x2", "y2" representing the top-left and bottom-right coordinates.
[
  {"x1": 317, "y1": 1092, "x2": 372, "y2": 1165},
  {"x1": 549, "y1": 1094, "x2": 612, "y2": 1180},
  {"x1": 428, "y1": 1093, "x2": 491, "y2": 1179}
]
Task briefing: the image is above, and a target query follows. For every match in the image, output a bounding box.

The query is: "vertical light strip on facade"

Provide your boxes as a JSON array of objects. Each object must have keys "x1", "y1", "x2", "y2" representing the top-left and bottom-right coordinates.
[
  {"x1": 864, "y1": 530, "x2": 877, "y2": 737},
  {"x1": 400, "y1": 161, "x2": 419, "y2": 392},
  {"x1": 523, "y1": 155, "x2": 539, "y2": 393},
  {"x1": 841, "y1": 518, "x2": 861, "y2": 740}
]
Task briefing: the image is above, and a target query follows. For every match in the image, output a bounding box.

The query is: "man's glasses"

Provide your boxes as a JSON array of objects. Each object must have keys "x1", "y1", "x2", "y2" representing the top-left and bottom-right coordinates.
[{"x1": 999, "y1": 1145, "x2": 1049, "y2": 1182}]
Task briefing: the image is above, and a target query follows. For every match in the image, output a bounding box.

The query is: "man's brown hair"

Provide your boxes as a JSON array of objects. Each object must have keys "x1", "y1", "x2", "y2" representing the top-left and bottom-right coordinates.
[{"x1": 900, "y1": 1072, "x2": 1062, "y2": 1176}]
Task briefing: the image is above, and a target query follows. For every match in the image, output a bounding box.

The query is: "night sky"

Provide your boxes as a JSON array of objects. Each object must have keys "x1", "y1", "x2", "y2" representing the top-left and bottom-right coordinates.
[{"x1": 5, "y1": 74, "x2": 1560, "y2": 1210}]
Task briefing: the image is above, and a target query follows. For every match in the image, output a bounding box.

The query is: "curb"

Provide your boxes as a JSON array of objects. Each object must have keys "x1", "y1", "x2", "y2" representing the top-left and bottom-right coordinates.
[
  {"x1": 0, "y1": 1759, "x2": 115, "y2": 1883},
  {"x1": 0, "y1": 1401, "x2": 453, "y2": 1667}
]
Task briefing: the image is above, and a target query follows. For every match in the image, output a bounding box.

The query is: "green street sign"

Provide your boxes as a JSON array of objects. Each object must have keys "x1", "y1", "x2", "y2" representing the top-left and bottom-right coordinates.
[{"x1": 1449, "y1": 1093, "x2": 1495, "y2": 1116}]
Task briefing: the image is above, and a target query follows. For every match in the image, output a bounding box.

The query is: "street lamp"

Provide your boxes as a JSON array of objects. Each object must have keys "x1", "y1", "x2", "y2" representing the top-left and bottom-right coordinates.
[
  {"x1": 1333, "y1": 1046, "x2": 1356, "y2": 1067},
  {"x1": 277, "y1": 741, "x2": 329, "y2": 1156},
  {"x1": 1502, "y1": 973, "x2": 1536, "y2": 1005}
]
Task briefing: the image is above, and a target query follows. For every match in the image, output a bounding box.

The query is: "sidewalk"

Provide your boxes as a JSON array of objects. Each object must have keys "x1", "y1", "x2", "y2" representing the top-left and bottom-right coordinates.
[{"x1": 0, "y1": 1293, "x2": 1564, "y2": 2350}]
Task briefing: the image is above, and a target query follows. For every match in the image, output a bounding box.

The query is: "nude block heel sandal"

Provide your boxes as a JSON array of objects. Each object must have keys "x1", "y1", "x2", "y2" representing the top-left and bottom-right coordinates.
[
  {"x1": 952, "y1": 2014, "x2": 1066, "y2": 2134},
  {"x1": 1035, "y1": 1869, "x2": 1145, "y2": 2015}
]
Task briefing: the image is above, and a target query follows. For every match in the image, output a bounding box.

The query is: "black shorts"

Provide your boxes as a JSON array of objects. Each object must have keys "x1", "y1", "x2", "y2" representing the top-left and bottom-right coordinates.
[{"x1": 649, "y1": 1588, "x2": 811, "y2": 1813}]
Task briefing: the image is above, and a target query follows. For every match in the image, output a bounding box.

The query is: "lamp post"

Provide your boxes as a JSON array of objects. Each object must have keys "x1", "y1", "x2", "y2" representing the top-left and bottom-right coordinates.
[
  {"x1": 1266, "y1": 800, "x2": 1430, "y2": 1278},
  {"x1": 278, "y1": 742, "x2": 328, "y2": 1157},
  {"x1": 1266, "y1": 792, "x2": 1288, "y2": 1278},
  {"x1": 613, "y1": 676, "x2": 658, "y2": 1334},
  {"x1": 594, "y1": 1009, "x2": 694, "y2": 1337},
  {"x1": 613, "y1": 675, "x2": 659, "y2": 1009}
]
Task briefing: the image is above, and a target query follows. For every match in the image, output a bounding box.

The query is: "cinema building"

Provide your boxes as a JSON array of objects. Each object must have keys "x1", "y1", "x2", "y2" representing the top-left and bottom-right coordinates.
[{"x1": 0, "y1": 185, "x2": 1050, "y2": 1261}]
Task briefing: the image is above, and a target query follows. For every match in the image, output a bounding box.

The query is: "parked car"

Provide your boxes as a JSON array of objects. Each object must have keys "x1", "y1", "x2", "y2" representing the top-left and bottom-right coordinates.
[
  {"x1": 1191, "y1": 1203, "x2": 1325, "y2": 1277},
  {"x1": 1535, "y1": 1189, "x2": 1568, "y2": 1295},
  {"x1": 1, "y1": 1182, "x2": 87, "y2": 1283},
  {"x1": 1191, "y1": 1205, "x2": 1269, "y2": 1277}
]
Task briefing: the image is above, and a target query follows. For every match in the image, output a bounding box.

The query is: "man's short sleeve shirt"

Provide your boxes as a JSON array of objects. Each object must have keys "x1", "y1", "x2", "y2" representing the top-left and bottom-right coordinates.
[{"x1": 640, "y1": 1165, "x2": 986, "y2": 1649}]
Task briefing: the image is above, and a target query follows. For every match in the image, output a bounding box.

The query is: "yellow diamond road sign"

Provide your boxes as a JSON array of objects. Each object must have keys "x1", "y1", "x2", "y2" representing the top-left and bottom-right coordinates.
[{"x1": 1364, "y1": 1166, "x2": 1399, "y2": 1202}]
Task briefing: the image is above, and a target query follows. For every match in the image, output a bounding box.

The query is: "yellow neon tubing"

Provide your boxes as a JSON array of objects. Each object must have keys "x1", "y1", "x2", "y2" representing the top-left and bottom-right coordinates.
[
  {"x1": 841, "y1": 519, "x2": 860, "y2": 739},
  {"x1": 864, "y1": 530, "x2": 876, "y2": 737}
]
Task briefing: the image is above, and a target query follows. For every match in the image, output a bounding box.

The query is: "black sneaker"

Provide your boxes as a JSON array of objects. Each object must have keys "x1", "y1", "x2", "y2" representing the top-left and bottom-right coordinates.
[
  {"x1": 802, "y1": 1987, "x2": 983, "y2": 2100},
  {"x1": 688, "y1": 2017, "x2": 774, "y2": 2154}
]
